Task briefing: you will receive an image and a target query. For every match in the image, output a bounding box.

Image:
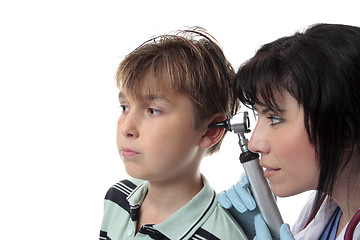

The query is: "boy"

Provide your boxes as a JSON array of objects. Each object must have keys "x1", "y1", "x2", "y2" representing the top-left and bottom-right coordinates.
[{"x1": 99, "y1": 28, "x2": 247, "y2": 240}]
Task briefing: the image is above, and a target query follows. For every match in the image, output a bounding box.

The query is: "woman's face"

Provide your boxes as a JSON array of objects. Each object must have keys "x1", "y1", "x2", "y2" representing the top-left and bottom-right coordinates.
[{"x1": 248, "y1": 92, "x2": 320, "y2": 197}]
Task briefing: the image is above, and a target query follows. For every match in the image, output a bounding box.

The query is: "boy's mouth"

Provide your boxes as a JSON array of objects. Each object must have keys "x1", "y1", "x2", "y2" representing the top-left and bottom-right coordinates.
[{"x1": 121, "y1": 148, "x2": 139, "y2": 158}]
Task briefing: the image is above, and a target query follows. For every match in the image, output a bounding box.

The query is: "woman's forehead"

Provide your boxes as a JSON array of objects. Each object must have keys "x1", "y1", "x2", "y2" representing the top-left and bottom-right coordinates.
[{"x1": 254, "y1": 90, "x2": 298, "y2": 112}]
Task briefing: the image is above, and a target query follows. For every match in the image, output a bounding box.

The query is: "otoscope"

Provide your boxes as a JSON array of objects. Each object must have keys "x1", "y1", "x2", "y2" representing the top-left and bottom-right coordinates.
[{"x1": 210, "y1": 112, "x2": 283, "y2": 239}]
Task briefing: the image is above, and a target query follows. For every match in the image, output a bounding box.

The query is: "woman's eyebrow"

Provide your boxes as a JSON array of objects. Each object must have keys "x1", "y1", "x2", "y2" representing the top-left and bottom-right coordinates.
[
  {"x1": 254, "y1": 105, "x2": 284, "y2": 115},
  {"x1": 253, "y1": 105, "x2": 270, "y2": 114},
  {"x1": 261, "y1": 107, "x2": 271, "y2": 114}
]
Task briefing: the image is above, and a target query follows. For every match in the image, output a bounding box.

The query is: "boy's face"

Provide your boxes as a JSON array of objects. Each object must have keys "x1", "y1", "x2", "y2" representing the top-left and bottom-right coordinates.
[{"x1": 117, "y1": 84, "x2": 207, "y2": 183}]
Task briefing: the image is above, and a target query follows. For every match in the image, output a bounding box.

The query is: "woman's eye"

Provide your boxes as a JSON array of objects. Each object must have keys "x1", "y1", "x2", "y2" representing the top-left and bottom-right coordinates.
[{"x1": 267, "y1": 115, "x2": 283, "y2": 126}]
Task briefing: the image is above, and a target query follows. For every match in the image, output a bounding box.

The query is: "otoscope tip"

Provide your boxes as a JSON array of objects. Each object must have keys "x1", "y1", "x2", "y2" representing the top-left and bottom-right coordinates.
[{"x1": 208, "y1": 120, "x2": 228, "y2": 129}]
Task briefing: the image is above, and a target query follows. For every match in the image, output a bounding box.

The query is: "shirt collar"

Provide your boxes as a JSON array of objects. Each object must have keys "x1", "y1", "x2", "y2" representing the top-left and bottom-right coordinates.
[{"x1": 127, "y1": 175, "x2": 216, "y2": 239}]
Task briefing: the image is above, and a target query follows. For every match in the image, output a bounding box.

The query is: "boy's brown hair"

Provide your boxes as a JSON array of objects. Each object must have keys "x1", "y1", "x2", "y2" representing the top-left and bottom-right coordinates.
[{"x1": 116, "y1": 27, "x2": 238, "y2": 155}]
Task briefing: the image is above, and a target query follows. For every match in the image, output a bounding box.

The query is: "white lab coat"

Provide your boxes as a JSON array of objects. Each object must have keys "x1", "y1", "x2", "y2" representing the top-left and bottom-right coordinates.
[{"x1": 292, "y1": 192, "x2": 360, "y2": 240}]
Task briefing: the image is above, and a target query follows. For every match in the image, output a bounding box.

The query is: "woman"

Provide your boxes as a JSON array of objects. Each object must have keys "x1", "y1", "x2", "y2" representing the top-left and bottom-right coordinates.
[{"x1": 218, "y1": 23, "x2": 360, "y2": 239}]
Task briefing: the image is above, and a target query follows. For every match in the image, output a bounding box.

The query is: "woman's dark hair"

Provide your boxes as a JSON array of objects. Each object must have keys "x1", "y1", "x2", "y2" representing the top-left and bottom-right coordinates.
[{"x1": 235, "y1": 23, "x2": 360, "y2": 210}]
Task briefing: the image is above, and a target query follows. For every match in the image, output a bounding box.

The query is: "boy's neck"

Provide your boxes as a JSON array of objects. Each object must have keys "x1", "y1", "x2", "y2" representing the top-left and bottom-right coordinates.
[
  {"x1": 136, "y1": 173, "x2": 203, "y2": 232},
  {"x1": 147, "y1": 173, "x2": 203, "y2": 208}
]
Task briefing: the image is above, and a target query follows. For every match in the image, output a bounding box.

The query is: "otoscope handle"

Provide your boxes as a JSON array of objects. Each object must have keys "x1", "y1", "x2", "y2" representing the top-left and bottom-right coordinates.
[{"x1": 240, "y1": 151, "x2": 283, "y2": 240}]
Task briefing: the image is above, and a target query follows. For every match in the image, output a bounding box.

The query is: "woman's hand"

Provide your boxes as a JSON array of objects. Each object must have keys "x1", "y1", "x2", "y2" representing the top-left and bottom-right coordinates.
[
  {"x1": 217, "y1": 173, "x2": 294, "y2": 240},
  {"x1": 253, "y1": 214, "x2": 294, "y2": 240},
  {"x1": 217, "y1": 173, "x2": 259, "y2": 239}
]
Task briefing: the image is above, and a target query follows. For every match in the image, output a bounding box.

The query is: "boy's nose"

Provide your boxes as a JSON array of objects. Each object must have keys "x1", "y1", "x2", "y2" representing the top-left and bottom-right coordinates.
[{"x1": 118, "y1": 114, "x2": 139, "y2": 138}]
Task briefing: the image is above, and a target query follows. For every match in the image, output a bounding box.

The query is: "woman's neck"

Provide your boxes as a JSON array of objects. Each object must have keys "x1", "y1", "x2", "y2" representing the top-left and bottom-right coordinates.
[{"x1": 331, "y1": 156, "x2": 360, "y2": 237}]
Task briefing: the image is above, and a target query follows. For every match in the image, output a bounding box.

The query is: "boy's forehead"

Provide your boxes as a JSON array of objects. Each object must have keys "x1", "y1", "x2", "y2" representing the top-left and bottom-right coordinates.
[
  {"x1": 118, "y1": 87, "x2": 177, "y2": 103},
  {"x1": 120, "y1": 72, "x2": 176, "y2": 94}
]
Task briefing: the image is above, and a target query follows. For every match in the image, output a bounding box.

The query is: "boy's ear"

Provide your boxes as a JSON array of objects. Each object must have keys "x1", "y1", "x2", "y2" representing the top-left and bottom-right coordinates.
[{"x1": 198, "y1": 114, "x2": 226, "y2": 149}]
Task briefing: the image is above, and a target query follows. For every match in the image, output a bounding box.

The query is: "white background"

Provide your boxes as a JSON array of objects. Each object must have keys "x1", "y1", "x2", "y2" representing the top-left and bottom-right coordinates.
[{"x1": 1, "y1": 1, "x2": 359, "y2": 239}]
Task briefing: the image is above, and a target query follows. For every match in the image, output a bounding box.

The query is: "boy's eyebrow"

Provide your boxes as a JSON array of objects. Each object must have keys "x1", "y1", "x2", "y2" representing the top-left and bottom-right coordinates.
[
  {"x1": 118, "y1": 92, "x2": 128, "y2": 100},
  {"x1": 143, "y1": 94, "x2": 169, "y2": 102},
  {"x1": 118, "y1": 92, "x2": 170, "y2": 104}
]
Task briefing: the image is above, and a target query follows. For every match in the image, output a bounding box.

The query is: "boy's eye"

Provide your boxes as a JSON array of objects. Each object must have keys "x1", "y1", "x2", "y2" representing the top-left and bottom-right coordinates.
[
  {"x1": 120, "y1": 105, "x2": 130, "y2": 113},
  {"x1": 147, "y1": 108, "x2": 161, "y2": 115}
]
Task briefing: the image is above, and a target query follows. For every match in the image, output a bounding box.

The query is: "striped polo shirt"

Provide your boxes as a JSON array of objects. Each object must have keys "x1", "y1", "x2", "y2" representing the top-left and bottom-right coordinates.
[{"x1": 99, "y1": 175, "x2": 247, "y2": 240}]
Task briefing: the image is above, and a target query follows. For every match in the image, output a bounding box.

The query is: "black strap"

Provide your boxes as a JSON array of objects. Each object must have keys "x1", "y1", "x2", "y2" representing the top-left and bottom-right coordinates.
[
  {"x1": 139, "y1": 225, "x2": 170, "y2": 240},
  {"x1": 191, "y1": 228, "x2": 220, "y2": 240}
]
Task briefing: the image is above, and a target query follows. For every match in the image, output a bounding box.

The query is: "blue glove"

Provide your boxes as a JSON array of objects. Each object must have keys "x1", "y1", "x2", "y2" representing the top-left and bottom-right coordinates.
[
  {"x1": 218, "y1": 173, "x2": 256, "y2": 212},
  {"x1": 218, "y1": 173, "x2": 294, "y2": 240},
  {"x1": 217, "y1": 173, "x2": 259, "y2": 239},
  {"x1": 253, "y1": 214, "x2": 294, "y2": 240}
]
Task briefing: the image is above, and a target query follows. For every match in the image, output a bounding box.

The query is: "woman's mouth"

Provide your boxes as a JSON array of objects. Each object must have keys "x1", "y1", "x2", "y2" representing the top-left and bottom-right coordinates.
[{"x1": 263, "y1": 167, "x2": 281, "y2": 179}]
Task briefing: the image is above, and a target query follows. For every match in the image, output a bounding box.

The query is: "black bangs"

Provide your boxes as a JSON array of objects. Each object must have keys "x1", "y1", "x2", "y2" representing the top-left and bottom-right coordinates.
[
  {"x1": 235, "y1": 52, "x2": 292, "y2": 114},
  {"x1": 234, "y1": 33, "x2": 303, "y2": 114}
]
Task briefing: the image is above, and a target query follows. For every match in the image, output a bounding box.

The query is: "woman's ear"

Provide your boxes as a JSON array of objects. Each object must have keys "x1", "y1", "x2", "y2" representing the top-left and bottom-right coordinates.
[{"x1": 198, "y1": 114, "x2": 226, "y2": 149}]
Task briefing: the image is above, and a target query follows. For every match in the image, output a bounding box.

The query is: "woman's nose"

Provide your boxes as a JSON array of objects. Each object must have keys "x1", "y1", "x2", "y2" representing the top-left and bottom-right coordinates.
[{"x1": 247, "y1": 122, "x2": 270, "y2": 154}]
